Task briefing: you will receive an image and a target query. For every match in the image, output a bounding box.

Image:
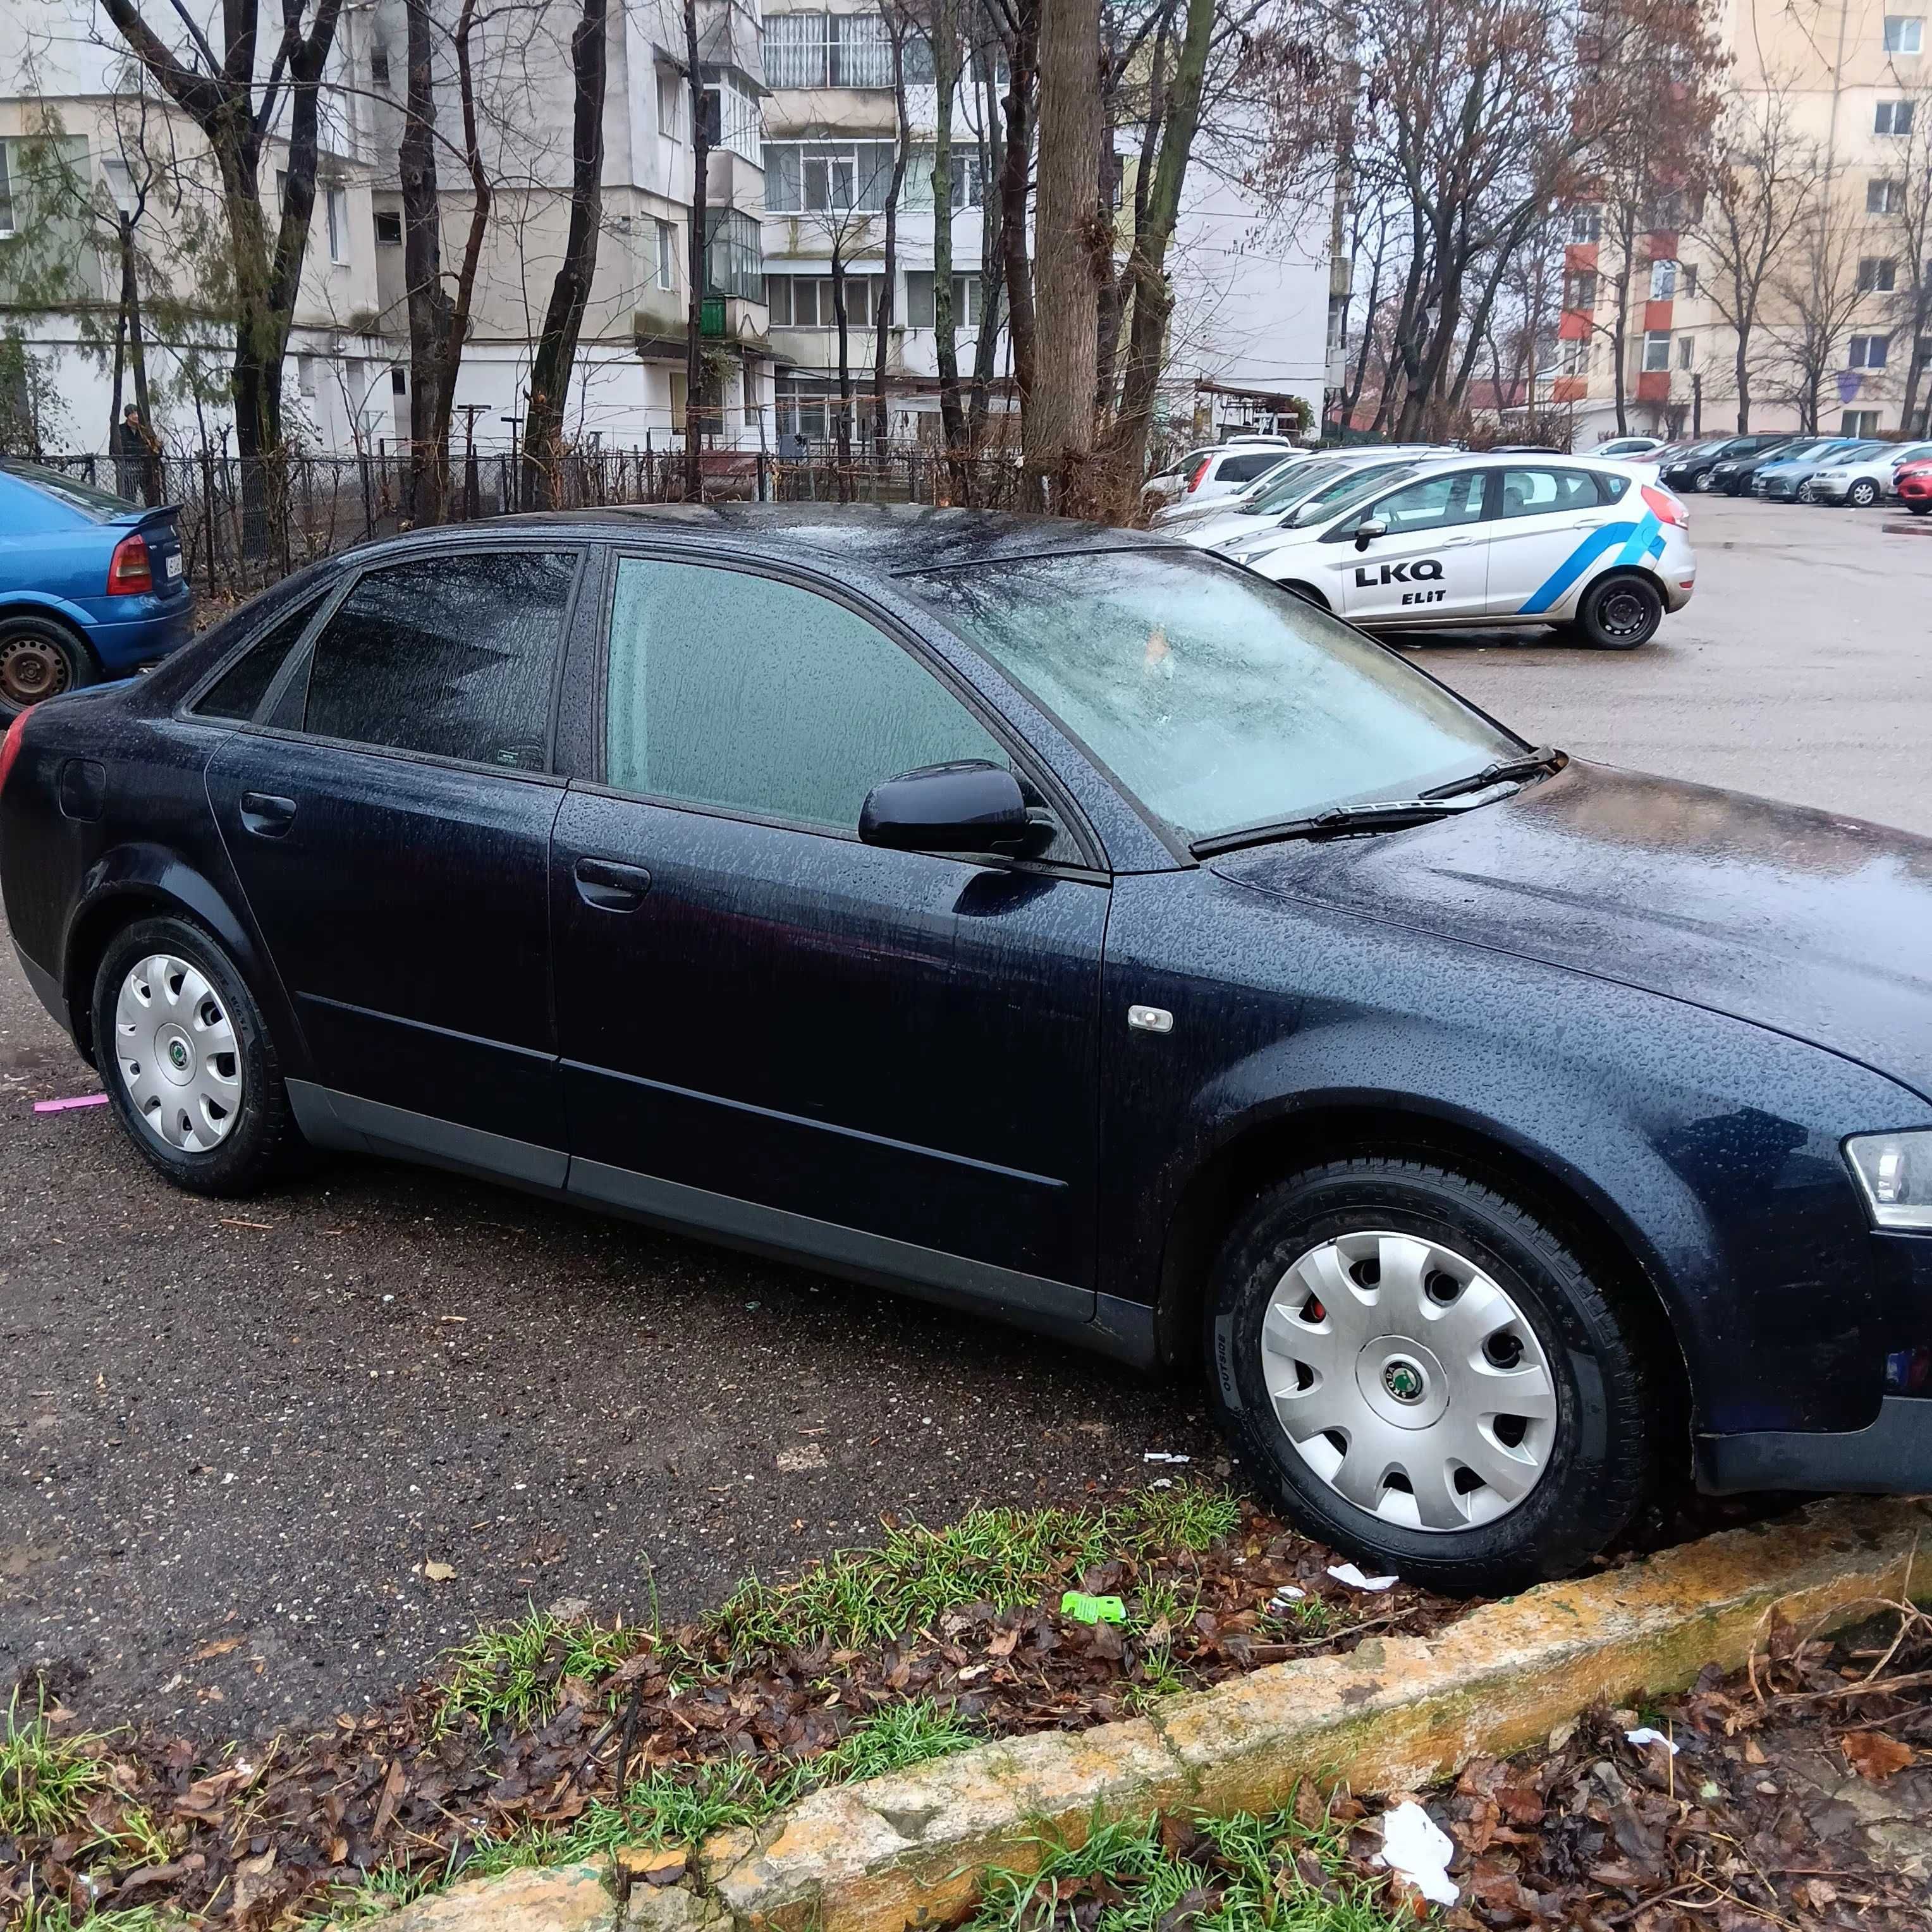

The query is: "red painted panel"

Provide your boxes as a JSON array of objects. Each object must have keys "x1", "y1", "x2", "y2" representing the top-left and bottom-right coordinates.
[
  {"x1": 1635, "y1": 371, "x2": 1671, "y2": 404},
  {"x1": 1565, "y1": 243, "x2": 1600, "y2": 272},
  {"x1": 1647, "y1": 230, "x2": 1678, "y2": 260},
  {"x1": 1559, "y1": 309, "x2": 1591, "y2": 341},
  {"x1": 1551, "y1": 376, "x2": 1589, "y2": 403},
  {"x1": 1644, "y1": 300, "x2": 1674, "y2": 333}
]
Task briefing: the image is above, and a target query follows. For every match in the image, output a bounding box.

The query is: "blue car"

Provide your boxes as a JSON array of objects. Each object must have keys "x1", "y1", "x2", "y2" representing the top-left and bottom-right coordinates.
[
  {"x1": 0, "y1": 459, "x2": 193, "y2": 718},
  {"x1": 1750, "y1": 438, "x2": 1874, "y2": 502}
]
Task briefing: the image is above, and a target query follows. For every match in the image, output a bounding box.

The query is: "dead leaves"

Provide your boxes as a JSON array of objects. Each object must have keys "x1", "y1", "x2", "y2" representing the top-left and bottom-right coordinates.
[{"x1": 1838, "y1": 1730, "x2": 1914, "y2": 1782}]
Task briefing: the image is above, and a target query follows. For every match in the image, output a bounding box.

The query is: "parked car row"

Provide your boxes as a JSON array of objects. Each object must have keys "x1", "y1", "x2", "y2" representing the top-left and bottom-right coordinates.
[{"x1": 1623, "y1": 432, "x2": 1932, "y2": 508}]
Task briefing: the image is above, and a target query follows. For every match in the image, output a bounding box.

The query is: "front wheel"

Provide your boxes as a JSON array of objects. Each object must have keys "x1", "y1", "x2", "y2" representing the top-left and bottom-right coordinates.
[
  {"x1": 92, "y1": 915, "x2": 298, "y2": 1195},
  {"x1": 1797, "y1": 480, "x2": 1817, "y2": 504},
  {"x1": 1575, "y1": 571, "x2": 1663, "y2": 649},
  {"x1": 1206, "y1": 1158, "x2": 1654, "y2": 1595},
  {"x1": 1847, "y1": 480, "x2": 1880, "y2": 509},
  {"x1": 1910, "y1": 503, "x2": 1931, "y2": 517},
  {"x1": 1692, "y1": 470, "x2": 1716, "y2": 492}
]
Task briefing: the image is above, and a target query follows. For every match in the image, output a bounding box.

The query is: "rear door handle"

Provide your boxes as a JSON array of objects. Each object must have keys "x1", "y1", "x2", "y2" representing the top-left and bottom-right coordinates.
[
  {"x1": 574, "y1": 856, "x2": 652, "y2": 911},
  {"x1": 239, "y1": 792, "x2": 297, "y2": 837}
]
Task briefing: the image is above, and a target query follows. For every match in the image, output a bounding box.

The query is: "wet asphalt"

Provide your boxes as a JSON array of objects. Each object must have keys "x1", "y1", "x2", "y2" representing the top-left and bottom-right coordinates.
[{"x1": 6, "y1": 494, "x2": 1930, "y2": 1743}]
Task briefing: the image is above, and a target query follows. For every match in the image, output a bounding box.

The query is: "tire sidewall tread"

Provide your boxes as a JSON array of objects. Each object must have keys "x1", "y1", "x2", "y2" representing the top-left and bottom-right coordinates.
[{"x1": 1205, "y1": 1156, "x2": 1654, "y2": 1596}]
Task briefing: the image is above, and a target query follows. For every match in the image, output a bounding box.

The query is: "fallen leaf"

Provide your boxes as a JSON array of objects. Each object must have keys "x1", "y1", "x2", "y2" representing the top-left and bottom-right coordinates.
[
  {"x1": 1840, "y1": 1730, "x2": 1914, "y2": 1782},
  {"x1": 424, "y1": 1560, "x2": 455, "y2": 1582},
  {"x1": 191, "y1": 1634, "x2": 247, "y2": 1661}
]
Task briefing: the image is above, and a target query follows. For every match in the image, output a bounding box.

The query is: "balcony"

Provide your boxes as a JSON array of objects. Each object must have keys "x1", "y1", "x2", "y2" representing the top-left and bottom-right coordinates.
[{"x1": 695, "y1": 0, "x2": 764, "y2": 85}]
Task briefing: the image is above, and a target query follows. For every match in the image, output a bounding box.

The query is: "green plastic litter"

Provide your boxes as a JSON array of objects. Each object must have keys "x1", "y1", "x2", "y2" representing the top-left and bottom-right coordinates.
[{"x1": 1061, "y1": 1591, "x2": 1127, "y2": 1625}]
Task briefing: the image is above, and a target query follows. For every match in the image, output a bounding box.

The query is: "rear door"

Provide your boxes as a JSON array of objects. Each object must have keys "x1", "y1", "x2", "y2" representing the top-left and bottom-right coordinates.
[
  {"x1": 1330, "y1": 468, "x2": 1490, "y2": 623},
  {"x1": 204, "y1": 546, "x2": 582, "y2": 1174},
  {"x1": 1481, "y1": 465, "x2": 1624, "y2": 616}
]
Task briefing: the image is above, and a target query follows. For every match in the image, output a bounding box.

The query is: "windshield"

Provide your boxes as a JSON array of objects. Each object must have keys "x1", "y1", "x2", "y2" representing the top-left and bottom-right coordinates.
[
  {"x1": 1246, "y1": 455, "x2": 1349, "y2": 515},
  {"x1": 0, "y1": 458, "x2": 137, "y2": 521},
  {"x1": 902, "y1": 548, "x2": 1518, "y2": 845},
  {"x1": 1285, "y1": 462, "x2": 1419, "y2": 529}
]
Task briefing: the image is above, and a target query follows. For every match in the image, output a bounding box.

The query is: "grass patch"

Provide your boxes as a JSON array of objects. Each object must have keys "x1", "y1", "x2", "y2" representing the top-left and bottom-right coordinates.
[
  {"x1": 712, "y1": 1486, "x2": 1242, "y2": 1658},
  {"x1": 0, "y1": 1694, "x2": 110, "y2": 1842},
  {"x1": 966, "y1": 1805, "x2": 1410, "y2": 1932},
  {"x1": 439, "y1": 1608, "x2": 644, "y2": 1733},
  {"x1": 12, "y1": 1901, "x2": 173, "y2": 1932}
]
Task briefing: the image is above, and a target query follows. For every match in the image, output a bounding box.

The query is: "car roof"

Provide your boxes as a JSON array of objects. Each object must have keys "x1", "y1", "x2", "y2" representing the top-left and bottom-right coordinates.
[{"x1": 345, "y1": 502, "x2": 1190, "y2": 578}]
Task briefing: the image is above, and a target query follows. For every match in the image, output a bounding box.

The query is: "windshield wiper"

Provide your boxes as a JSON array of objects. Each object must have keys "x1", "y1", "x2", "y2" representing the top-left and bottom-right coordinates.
[
  {"x1": 1420, "y1": 746, "x2": 1563, "y2": 800},
  {"x1": 1190, "y1": 784, "x2": 1517, "y2": 857}
]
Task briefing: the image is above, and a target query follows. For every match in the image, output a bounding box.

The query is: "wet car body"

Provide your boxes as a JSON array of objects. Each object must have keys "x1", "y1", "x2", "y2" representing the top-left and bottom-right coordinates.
[{"x1": 6, "y1": 506, "x2": 1932, "y2": 1577}]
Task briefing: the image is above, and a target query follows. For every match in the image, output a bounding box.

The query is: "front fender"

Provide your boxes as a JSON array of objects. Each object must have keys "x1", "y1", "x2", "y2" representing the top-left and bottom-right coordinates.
[{"x1": 64, "y1": 842, "x2": 312, "y2": 1077}]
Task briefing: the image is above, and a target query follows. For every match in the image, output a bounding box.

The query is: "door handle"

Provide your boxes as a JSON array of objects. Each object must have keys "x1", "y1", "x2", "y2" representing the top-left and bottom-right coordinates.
[
  {"x1": 574, "y1": 856, "x2": 653, "y2": 911},
  {"x1": 239, "y1": 792, "x2": 297, "y2": 837}
]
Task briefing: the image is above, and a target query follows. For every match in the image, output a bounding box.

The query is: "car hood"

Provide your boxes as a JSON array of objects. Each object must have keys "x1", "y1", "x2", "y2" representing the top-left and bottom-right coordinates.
[{"x1": 1209, "y1": 760, "x2": 1932, "y2": 1104}]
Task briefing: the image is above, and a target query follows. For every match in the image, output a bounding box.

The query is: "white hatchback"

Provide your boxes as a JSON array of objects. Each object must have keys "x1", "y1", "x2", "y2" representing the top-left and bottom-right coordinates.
[
  {"x1": 1140, "y1": 441, "x2": 1307, "y2": 513},
  {"x1": 1221, "y1": 454, "x2": 1696, "y2": 648}
]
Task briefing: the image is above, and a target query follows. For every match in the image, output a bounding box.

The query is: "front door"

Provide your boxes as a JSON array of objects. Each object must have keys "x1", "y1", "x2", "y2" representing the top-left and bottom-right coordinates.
[
  {"x1": 1330, "y1": 467, "x2": 1490, "y2": 625},
  {"x1": 551, "y1": 553, "x2": 1107, "y2": 1318},
  {"x1": 205, "y1": 547, "x2": 581, "y2": 1175}
]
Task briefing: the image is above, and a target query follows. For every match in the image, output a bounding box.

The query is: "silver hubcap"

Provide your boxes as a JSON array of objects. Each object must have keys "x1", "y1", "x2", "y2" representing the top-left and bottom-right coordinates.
[
  {"x1": 1259, "y1": 1230, "x2": 1559, "y2": 1532},
  {"x1": 114, "y1": 953, "x2": 242, "y2": 1151}
]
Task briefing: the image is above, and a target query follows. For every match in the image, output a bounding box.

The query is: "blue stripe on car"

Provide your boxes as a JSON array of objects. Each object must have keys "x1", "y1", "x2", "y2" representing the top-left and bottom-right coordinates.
[{"x1": 1519, "y1": 512, "x2": 1663, "y2": 614}]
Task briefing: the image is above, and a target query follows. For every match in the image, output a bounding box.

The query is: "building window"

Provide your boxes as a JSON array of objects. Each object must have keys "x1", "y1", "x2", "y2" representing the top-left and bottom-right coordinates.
[
  {"x1": 905, "y1": 271, "x2": 984, "y2": 328},
  {"x1": 762, "y1": 142, "x2": 898, "y2": 214},
  {"x1": 325, "y1": 186, "x2": 349, "y2": 263},
  {"x1": 762, "y1": 13, "x2": 892, "y2": 88},
  {"x1": 656, "y1": 69, "x2": 680, "y2": 137},
  {"x1": 1680, "y1": 263, "x2": 1699, "y2": 297},
  {"x1": 1563, "y1": 269, "x2": 1596, "y2": 309},
  {"x1": 371, "y1": 47, "x2": 391, "y2": 88},
  {"x1": 1642, "y1": 331, "x2": 1672, "y2": 372},
  {"x1": 1859, "y1": 256, "x2": 1899, "y2": 291},
  {"x1": 656, "y1": 217, "x2": 677, "y2": 291},
  {"x1": 1849, "y1": 333, "x2": 1892, "y2": 368},
  {"x1": 1870, "y1": 178, "x2": 1904, "y2": 213},
  {"x1": 1876, "y1": 99, "x2": 1916, "y2": 134},
  {"x1": 1649, "y1": 257, "x2": 1678, "y2": 299},
  {"x1": 1884, "y1": 15, "x2": 1923, "y2": 51},
  {"x1": 1842, "y1": 410, "x2": 1882, "y2": 436},
  {"x1": 703, "y1": 206, "x2": 764, "y2": 302},
  {"x1": 1567, "y1": 204, "x2": 1601, "y2": 243},
  {"x1": 766, "y1": 272, "x2": 883, "y2": 328},
  {"x1": 700, "y1": 70, "x2": 761, "y2": 164},
  {"x1": 374, "y1": 209, "x2": 402, "y2": 246},
  {"x1": 1677, "y1": 335, "x2": 1695, "y2": 369},
  {"x1": 390, "y1": 367, "x2": 407, "y2": 395}
]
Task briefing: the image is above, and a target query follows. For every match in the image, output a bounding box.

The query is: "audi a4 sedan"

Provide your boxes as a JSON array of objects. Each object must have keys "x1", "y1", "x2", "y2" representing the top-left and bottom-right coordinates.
[{"x1": 6, "y1": 506, "x2": 1932, "y2": 1595}]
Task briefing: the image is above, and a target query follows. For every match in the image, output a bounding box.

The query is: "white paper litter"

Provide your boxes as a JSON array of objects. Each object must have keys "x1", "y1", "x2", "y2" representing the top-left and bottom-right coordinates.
[
  {"x1": 1142, "y1": 1451, "x2": 1191, "y2": 1464},
  {"x1": 1270, "y1": 1585, "x2": 1307, "y2": 1603},
  {"x1": 1374, "y1": 1801, "x2": 1459, "y2": 1906},
  {"x1": 1625, "y1": 1727, "x2": 1679, "y2": 1754},
  {"x1": 1326, "y1": 1562, "x2": 1398, "y2": 1591}
]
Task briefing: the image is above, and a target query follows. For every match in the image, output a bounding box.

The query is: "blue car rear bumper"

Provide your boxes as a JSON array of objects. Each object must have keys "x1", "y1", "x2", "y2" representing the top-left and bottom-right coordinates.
[{"x1": 81, "y1": 585, "x2": 195, "y2": 671}]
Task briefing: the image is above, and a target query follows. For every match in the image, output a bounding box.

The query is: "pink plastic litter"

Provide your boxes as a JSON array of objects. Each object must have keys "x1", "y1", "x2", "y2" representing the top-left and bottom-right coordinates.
[{"x1": 32, "y1": 1092, "x2": 110, "y2": 1113}]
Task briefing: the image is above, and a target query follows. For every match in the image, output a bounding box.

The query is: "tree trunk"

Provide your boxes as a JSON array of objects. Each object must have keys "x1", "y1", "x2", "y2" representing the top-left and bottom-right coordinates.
[
  {"x1": 873, "y1": 23, "x2": 911, "y2": 448},
  {"x1": 994, "y1": 0, "x2": 1039, "y2": 419},
  {"x1": 931, "y1": 0, "x2": 967, "y2": 474},
  {"x1": 683, "y1": 0, "x2": 708, "y2": 499},
  {"x1": 1024, "y1": 0, "x2": 1104, "y2": 508},
  {"x1": 427, "y1": 0, "x2": 492, "y2": 496},
  {"x1": 522, "y1": 0, "x2": 607, "y2": 508},
  {"x1": 402, "y1": 0, "x2": 453, "y2": 523},
  {"x1": 1102, "y1": 0, "x2": 1211, "y2": 488},
  {"x1": 968, "y1": 81, "x2": 1005, "y2": 447},
  {"x1": 831, "y1": 249, "x2": 854, "y2": 490}
]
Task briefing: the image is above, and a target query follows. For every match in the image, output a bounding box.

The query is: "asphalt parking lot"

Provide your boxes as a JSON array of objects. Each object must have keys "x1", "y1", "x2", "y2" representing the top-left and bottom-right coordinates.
[{"x1": 6, "y1": 491, "x2": 1930, "y2": 1743}]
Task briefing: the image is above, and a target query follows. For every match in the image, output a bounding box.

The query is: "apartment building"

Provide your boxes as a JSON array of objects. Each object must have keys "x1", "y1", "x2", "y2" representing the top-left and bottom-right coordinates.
[{"x1": 1551, "y1": 0, "x2": 1929, "y2": 445}]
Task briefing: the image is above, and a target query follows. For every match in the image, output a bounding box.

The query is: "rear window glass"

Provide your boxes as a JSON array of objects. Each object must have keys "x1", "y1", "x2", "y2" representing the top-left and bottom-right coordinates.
[
  {"x1": 0, "y1": 459, "x2": 134, "y2": 522},
  {"x1": 193, "y1": 595, "x2": 324, "y2": 721}
]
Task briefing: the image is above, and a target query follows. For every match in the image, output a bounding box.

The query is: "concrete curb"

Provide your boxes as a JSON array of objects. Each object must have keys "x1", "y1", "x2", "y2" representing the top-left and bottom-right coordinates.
[{"x1": 374, "y1": 1496, "x2": 1932, "y2": 1932}]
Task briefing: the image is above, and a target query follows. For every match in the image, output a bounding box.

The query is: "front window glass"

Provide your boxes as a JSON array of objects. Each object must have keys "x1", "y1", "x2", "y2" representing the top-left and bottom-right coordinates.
[
  {"x1": 1286, "y1": 462, "x2": 1421, "y2": 528},
  {"x1": 903, "y1": 550, "x2": 1516, "y2": 845},
  {"x1": 1247, "y1": 456, "x2": 1346, "y2": 514},
  {"x1": 1343, "y1": 469, "x2": 1486, "y2": 537},
  {"x1": 604, "y1": 559, "x2": 1008, "y2": 834}
]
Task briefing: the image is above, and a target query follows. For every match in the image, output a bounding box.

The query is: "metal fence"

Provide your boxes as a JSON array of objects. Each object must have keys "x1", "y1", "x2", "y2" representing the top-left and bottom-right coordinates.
[{"x1": 35, "y1": 444, "x2": 1032, "y2": 602}]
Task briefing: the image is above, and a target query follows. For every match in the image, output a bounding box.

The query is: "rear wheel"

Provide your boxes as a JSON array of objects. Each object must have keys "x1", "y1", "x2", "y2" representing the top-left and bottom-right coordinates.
[
  {"x1": 1797, "y1": 480, "x2": 1818, "y2": 504},
  {"x1": 1575, "y1": 570, "x2": 1663, "y2": 649},
  {"x1": 0, "y1": 613, "x2": 94, "y2": 719},
  {"x1": 92, "y1": 915, "x2": 298, "y2": 1195},
  {"x1": 1205, "y1": 1158, "x2": 1654, "y2": 1595}
]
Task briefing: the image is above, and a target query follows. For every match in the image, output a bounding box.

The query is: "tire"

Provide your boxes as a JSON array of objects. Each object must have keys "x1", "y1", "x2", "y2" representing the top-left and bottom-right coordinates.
[
  {"x1": 1574, "y1": 570, "x2": 1663, "y2": 649},
  {"x1": 1205, "y1": 1158, "x2": 1654, "y2": 1595},
  {"x1": 1797, "y1": 480, "x2": 1816, "y2": 504},
  {"x1": 91, "y1": 914, "x2": 298, "y2": 1196},
  {"x1": 1911, "y1": 503, "x2": 1931, "y2": 517},
  {"x1": 1847, "y1": 480, "x2": 1880, "y2": 509},
  {"x1": 1692, "y1": 470, "x2": 1716, "y2": 492},
  {"x1": 0, "y1": 613, "x2": 95, "y2": 719}
]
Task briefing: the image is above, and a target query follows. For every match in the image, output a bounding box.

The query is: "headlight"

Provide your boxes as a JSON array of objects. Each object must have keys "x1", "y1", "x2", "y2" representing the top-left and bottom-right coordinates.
[{"x1": 1845, "y1": 1131, "x2": 1932, "y2": 1230}]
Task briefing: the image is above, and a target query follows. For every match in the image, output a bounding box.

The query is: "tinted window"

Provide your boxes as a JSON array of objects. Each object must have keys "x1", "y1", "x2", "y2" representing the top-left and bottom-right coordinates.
[
  {"x1": 1218, "y1": 451, "x2": 1285, "y2": 484},
  {"x1": 302, "y1": 552, "x2": 576, "y2": 767},
  {"x1": 1494, "y1": 467, "x2": 1601, "y2": 518},
  {"x1": 193, "y1": 594, "x2": 323, "y2": 721},
  {"x1": 905, "y1": 550, "x2": 1514, "y2": 844},
  {"x1": 604, "y1": 559, "x2": 1008, "y2": 833},
  {"x1": 1342, "y1": 469, "x2": 1485, "y2": 537}
]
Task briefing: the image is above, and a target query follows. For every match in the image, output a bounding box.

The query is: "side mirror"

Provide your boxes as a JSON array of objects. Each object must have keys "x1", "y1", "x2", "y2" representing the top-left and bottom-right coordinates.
[
  {"x1": 1354, "y1": 518, "x2": 1388, "y2": 551},
  {"x1": 860, "y1": 760, "x2": 1031, "y2": 853}
]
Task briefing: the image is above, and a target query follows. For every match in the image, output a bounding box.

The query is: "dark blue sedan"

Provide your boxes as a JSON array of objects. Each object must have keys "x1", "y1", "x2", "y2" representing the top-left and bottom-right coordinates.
[
  {"x1": 0, "y1": 459, "x2": 193, "y2": 717},
  {"x1": 5, "y1": 506, "x2": 1930, "y2": 1594}
]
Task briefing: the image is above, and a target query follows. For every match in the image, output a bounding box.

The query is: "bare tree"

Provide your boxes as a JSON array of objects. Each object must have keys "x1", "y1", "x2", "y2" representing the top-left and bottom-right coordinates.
[
  {"x1": 1769, "y1": 204, "x2": 1871, "y2": 436},
  {"x1": 1690, "y1": 89, "x2": 1818, "y2": 432},
  {"x1": 872, "y1": 1, "x2": 917, "y2": 447},
  {"x1": 98, "y1": 0, "x2": 348, "y2": 544},
  {"x1": 930, "y1": 0, "x2": 970, "y2": 466},
  {"x1": 987, "y1": 0, "x2": 1040, "y2": 414},
  {"x1": 683, "y1": 0, "x2": 709, "y2": 496},
  {"x1": 1886, "y1": 78, "x2": 1932, "y2": 437}
]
